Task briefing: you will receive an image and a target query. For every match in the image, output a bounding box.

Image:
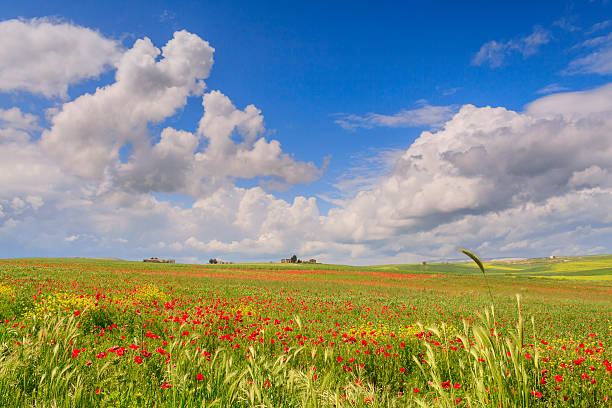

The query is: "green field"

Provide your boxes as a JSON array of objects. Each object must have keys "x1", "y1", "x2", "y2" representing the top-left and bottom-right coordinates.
[{"x1": 0, "y1": 255, "x2": 610, "y2": 407}]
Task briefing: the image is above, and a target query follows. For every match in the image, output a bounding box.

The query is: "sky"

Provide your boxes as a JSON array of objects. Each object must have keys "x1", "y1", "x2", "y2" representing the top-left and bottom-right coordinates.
[{"x1": 1, "y1": 1, "x2": 612, "y2": 264}]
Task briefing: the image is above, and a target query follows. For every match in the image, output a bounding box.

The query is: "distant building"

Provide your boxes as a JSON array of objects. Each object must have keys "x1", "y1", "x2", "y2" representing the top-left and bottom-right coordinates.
[
  {"x1": 282, "y1": 258, "x2": 316, "y2": 264},
  {"x1": 421, "y1": 261, "x2": 427, "y2": 265},
  {"x1": 143, "y1": 257, "x2": 175, "y2": 263},
  {"x1": 549, "y1": 255, "x2": 557, "y2": 259}
]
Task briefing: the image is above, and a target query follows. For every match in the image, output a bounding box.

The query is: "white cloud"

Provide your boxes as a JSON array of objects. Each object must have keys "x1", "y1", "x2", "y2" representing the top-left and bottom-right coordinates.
[
  {"x1": 194, "y1": 91, "x2": 322, "y2": 184},
  {"x1": 323, "y1": 148, "x2": 405, "y2": 202},
  {"x1": 40, "y1": 30, "x2": 214, "y2": 181},
  {"x1": 0, "y1": 107, "x2": 40, "y2": 143},
  {"x1": 0, "y1": 18, "x2": 122, "y2": 98},
  {"x1": 0, "y1": 120, "x2": 71, "y2": 199},
  {"x1": 34, "y1": 30, "x2": 320, "y2": 196},
  {"x1": 335, "y1": 104, "x2": 457, "y2": 130},
  {"x1": 113, "y1": 89, "x2": 322, "y2": 195},
  {"x1": 566, "y1": 32, "x2": 612, "y2": 74},
  {"x1": 64, "y1": 235, "x2": 79, "y2": 242},
  {"x1": 0, "y1": 108, "x2": 39, "y2": 131},
  {"x1": 319, "y1": 83, "x2": 612, "y2": 259},
  {"x1": 535, "y1": 83, "x2": 570, "y2": 95},
  {"x1": 585, "y1": 20, "x2": 611, "y2": 35},
  {"x1": 472, "y1": 26, "x2": 551, "y2": 68}
]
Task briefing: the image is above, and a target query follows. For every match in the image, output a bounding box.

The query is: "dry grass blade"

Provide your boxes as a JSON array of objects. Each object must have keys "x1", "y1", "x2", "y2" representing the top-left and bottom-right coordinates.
[{"x1": 459, "y1": 248, "x2": 495, "y2": 307}]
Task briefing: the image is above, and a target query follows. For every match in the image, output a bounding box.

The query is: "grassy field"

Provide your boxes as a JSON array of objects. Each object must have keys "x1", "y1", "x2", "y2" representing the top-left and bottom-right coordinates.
[{"x1": 0, "y1": 255, "x2": 610, "y2": 407}]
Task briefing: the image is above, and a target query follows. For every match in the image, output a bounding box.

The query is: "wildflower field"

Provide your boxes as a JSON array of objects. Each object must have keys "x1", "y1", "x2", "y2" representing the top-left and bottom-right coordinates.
[{"x1": 0, "y1": 255, "x2": 610, "y2": 407}]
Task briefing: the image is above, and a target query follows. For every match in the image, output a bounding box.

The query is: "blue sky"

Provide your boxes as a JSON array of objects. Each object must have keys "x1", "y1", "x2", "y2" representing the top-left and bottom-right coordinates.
[{"x1": 1, "y1": 1, "x2": 612, "y2": 263}]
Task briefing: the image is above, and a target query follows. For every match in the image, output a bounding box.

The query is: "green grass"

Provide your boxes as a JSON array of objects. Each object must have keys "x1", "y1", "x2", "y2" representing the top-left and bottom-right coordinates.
[{"x1": 0, "y1": 255, "x2": 610, "y2": 407}]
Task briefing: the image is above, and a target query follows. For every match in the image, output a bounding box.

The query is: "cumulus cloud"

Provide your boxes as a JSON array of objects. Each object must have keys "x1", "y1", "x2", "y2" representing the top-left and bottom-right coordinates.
[
  {"x1": 0, "y1": 26, "x2": 325, "y2": 261},
  {"x1": 335, "y1": 104, "x2": 457, "y2": 130},
  {"x1": 40, "y1": 30, "x2": 214, "y2": 181},
  {"x1": 472, "y1": 26, "x2": 551, "y2": 68},
  {"x1": 34, "y1": 28, "x2": 321, "y2": 196},
  {"x1": 0, "y1": 18, "x2": 122, "y2": 98},
  {"x1": 0, "y1": 107, "x2": 40, "y2": 143},
  {"x1": 0, "y1": 107, "x2": 69, "y2": 197},
  {"x1": 320, "y1": 83, "x2": 612, "y2": 259},
  {"x1": 114, "y1": 90, "x2": 322, "y2": 195},
  {"x1": 0, "y1": 108, "x2": 40, "y2": 131},
  {"x1": 194, "y1": 91, "x2": 322, "y2": 184},
  {"x1": 566, "y1": 31, "x2": 612, "y2": 75}
]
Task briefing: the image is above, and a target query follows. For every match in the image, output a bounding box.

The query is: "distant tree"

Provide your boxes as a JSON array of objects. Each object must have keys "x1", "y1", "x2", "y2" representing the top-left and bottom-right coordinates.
[
  {"x1": 209, "y1": 258, "x2": 218, "y2": 264},
  {"x1": 290, "y1": 254, "x2": 297, "y2": 263}
]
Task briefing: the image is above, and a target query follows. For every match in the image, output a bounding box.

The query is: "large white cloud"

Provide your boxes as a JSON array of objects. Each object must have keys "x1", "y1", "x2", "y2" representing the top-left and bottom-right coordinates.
[
  {"x1": 36, "y1": 29, "x2": 321, "y2": 196},
  {"x1": 0, "y1": 26, "x2": 326, "y2": 261},
  {"x1": 40, "y1": 30, "x2": 214, "y2": 181},
  {"x1": 0, "y1": 18, "x2": 122, "y2": 98},
  {"x1": 318, "y1": 83, "x2": 612, "y2": 259}
]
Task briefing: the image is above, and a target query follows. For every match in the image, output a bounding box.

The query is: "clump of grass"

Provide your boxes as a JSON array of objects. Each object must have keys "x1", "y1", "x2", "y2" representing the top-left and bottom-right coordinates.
[{"x1": 412, "y1": 295, "x2": 542, "y2": 407}]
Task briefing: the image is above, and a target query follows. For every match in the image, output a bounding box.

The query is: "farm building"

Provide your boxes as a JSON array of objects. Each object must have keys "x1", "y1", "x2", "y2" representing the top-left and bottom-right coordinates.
[{"x1": 143, "y1": 257, "x2": 175, "y2": 263}]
